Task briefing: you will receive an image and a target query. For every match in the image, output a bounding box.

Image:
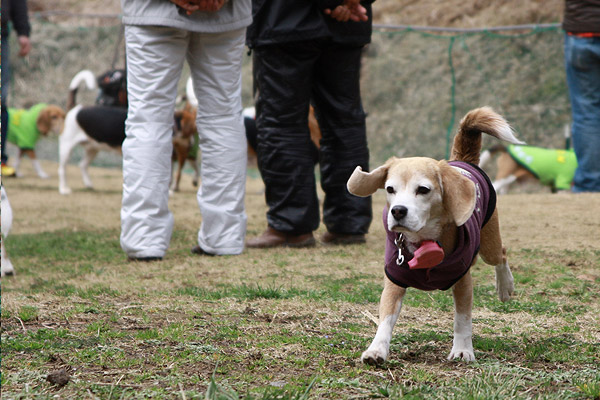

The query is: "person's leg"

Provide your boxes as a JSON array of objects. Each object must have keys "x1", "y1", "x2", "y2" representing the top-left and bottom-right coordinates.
[
  {"x1": 564, "y1": 34, "x2": 600, "y2": 193},
  {"x1": 2, "y1": 36, "x2": 13, "y2": 174},
  {"x1": 187, "y1": 28, "x2": 247, "y2": 255},
  {"x1": 120, "y1": 25, "x2": 187, "y2": 259},
  {"x1": 312, "y1": 43, "x2": 372, "y2": 237},
  {"x1": 252, "y1": 42, "x2": 320, "y2": 236}
]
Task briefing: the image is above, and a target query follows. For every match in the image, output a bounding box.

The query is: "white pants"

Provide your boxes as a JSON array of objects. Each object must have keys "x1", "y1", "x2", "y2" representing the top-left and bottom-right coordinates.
[{"x1": 120, "y1": 25, "x2": 247, "y2": 258}]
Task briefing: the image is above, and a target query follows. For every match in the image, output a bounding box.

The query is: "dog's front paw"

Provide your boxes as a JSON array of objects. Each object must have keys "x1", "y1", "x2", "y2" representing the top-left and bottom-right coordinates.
[
  {"x1": 496, "y1": 263, "x2": 514, "y2": 302},
  {"x1": 447, "y1": 347, "x2": 475, "y2": 362},
  {"x1": 361, "y1": 348, "x2": 388, "y2": 366},
  {"x1": 59, "y1": 186, "x2": 72, "y2": 195},
  {"x1": 497, "y1": 281, "x2": 514, "y2": 302},
  {"x1": 39, "y1": 172, "x2": 50, "y2": 179}
]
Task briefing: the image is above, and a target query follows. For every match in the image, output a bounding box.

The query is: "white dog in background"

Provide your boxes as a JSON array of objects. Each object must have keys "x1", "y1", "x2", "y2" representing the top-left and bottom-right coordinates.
[{"x1": 1, "y1": 186, "x2": 15, "y2": 277}]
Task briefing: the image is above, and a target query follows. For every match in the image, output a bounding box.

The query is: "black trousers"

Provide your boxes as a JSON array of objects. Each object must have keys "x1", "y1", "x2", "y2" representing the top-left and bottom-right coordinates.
[{"x1": 253, "y1": 40, "x2": 372, "y2": 235}]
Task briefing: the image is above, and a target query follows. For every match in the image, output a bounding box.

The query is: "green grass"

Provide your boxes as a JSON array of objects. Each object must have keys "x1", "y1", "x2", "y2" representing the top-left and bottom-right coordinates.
[{"x1": 3, "y1": 228, "x2": 599, "y2": 398}]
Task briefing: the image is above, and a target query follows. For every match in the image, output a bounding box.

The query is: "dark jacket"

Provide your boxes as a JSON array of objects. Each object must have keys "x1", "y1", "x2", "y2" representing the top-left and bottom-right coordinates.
[
  {"x1": 1, "y1": 0, "x2": 31, "y2": 38},
  {"x1": 563, "y1": 0, "x2": 600, "y2": 33},
  {"x1": 246, "y1": 0, "x2": 374, "y2": 48}
]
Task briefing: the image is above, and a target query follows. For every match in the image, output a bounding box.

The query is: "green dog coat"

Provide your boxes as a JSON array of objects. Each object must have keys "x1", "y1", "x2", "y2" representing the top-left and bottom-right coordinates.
[
  {"x1": 7, "y1": 104, "x2": 48, "y2": 150},
  {"x1": 506, "y1": 145, "x2": 577, "y2": 191}
]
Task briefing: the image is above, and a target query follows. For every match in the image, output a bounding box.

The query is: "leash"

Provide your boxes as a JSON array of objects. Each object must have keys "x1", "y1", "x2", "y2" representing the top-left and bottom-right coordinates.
[
  {"x1": 394, "y1": 233, "x2": 406, "y2": 266},
  {"x1": 394, "y1": 232, "x2": 445, "y2": 270}
]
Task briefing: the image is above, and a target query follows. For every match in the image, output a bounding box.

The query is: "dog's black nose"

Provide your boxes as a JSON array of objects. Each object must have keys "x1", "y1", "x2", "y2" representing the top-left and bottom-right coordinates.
[{"x1": 391, "y1": 205, "x2": 408, "y2": 221}]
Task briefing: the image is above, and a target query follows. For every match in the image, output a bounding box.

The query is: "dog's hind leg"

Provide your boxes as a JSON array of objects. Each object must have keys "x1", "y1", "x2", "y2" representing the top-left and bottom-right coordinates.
[
  {"x1": 480, "y1": 209, "x2": 514, "y2": 302},
  {"x1": 79, "y1": 145, "x2": 98, "y2": 190},
  {"x1": 448, "y1": 272, "x2": 475, "y2": 361},
  {"x1": 58, "y1": 137, "x2": 77, "y2": 195},
  {"x1": 13, "y1": 151, "x2": 24, "y2": 177},
  {"x1": 190, "y1": 158, "x2": 199, "y2": 187},
  {"x1": 493, "y1": 175, "x2": 517, "y2": 195},
  {"x1": 170, "y1": 152, "x2": 186, "y2": 194},
  {"x1": 361, "y1": 277, "x2": 406, "y2": 365},
  {"x1": 32, "y1": 159, "x2": 50, "y2": 179}
]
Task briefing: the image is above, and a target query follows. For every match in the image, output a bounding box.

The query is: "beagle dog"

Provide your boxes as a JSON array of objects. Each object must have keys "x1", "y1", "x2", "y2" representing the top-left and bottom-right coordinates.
[
  {"x1": 1, "y1": 186, "x2": 14, "y2": 277},
  {"x1": 58, "y1": 70, "x2": 127, "y2": 195},
  {"x1": 347, "y1": 107, "x2": 523, "y2": 364},
  {"x1": 479, "y1": 143, "x2": 577, "y2": 194},
  {"x1": 7, "y1": 103, "x2": 65, "y2": 178},
  {"x1": 171, "y1": 98, "x2": 200, "y2": 194}
]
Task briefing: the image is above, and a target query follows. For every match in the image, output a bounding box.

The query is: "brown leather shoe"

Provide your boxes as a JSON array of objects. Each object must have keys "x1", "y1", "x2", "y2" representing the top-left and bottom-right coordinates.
[
  {"x1": 246, "y1": 226, "x2": 315, "y2": 248},
  {"x1": 321, "y1": 231, "x2": 366, "y2": 245}
]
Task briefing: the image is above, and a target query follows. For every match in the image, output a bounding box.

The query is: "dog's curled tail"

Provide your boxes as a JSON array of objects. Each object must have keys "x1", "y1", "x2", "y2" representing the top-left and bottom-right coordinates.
[
  {"x1": 450, "y1": 106, "x2": 525, "y2": 165},
  {"x1": 67, "y1": 70, "x2": 97, "y2": 110}
]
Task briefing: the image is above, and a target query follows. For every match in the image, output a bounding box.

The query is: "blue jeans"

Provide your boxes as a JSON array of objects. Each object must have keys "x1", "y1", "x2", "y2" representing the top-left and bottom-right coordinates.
[{"x1": 564, "y1": 33, "x2": 600, "y2": 192}]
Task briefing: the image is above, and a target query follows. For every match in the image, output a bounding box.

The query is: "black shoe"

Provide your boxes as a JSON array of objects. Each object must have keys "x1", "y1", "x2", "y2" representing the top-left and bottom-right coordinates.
[
  {"x1": 191, "y1": 245, "x2": 215, "y2": 256},
  {"x1": 128, "y1": 256, "x2": 163, "y2": 262}
]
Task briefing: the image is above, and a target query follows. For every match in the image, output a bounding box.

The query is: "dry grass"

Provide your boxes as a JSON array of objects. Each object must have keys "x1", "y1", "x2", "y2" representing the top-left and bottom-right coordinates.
[
  {"x1": 30, "y1": 0, "x2": 563, "y2": 27},
  {"x1": 2, "y1": 161, "x2": 599, "y2": 398},
  {"x1": 372, "y1": 0, "x2": 562, "y2": 27}
]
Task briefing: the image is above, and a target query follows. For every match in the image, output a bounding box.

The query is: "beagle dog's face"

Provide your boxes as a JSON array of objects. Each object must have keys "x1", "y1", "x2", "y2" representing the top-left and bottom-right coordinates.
[
  {"x1": 347, "y1": 156, "x2": 477, "y2": 244},
  {"x1": 384, "y1": 158, "x2": 445, "y2": 240},
  {"x1": 38, "y1": 105, "x2": 66, "y2": 136}
]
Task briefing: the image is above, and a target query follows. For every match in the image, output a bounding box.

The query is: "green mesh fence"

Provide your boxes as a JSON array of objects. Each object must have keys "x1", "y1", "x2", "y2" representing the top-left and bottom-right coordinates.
[
  {"x1": 364, "y1": 25, "x2": 569, "y2": 164},
  {"x1": 6, "y1": 17, "x2": 570, "y2": 167}
]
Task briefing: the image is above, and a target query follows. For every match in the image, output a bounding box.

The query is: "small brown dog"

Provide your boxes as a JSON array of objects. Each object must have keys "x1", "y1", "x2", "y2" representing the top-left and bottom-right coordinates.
[
  {"x1": 7, "y1": 104, "x2": 65, "y2": 178},
  {"x1": 171, "y1": 101, "x2": 200, "y2": 194},
  {"x1": 347, "y1": 107, "x2": 522, "y2": 364}
]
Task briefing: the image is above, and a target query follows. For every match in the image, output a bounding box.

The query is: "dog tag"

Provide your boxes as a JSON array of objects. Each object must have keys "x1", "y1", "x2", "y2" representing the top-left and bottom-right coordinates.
[{"x1": 408, "y1": 241, "x2": 444, "y2": 269}]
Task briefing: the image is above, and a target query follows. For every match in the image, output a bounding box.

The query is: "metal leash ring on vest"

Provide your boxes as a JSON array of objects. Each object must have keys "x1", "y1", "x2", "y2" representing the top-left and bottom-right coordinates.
[{"x1": 395, "y1": 233, "x2": 405, "y2": 266}]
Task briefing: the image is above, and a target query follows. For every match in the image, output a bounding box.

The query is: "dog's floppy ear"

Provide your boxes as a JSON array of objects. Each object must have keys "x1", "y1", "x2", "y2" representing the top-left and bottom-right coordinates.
[
  {"x1": 347, "y1": 164, "x2": 389, "y2": 197},
  {"x1": 37, "y1": 106, "x2": 65, "y2": 136},
  {"x1": 37, "y1": 109, "x2": 52, "y2": 135},
  {"x1": 439, "y1": 161, "x2": 476, "y2": 226}
]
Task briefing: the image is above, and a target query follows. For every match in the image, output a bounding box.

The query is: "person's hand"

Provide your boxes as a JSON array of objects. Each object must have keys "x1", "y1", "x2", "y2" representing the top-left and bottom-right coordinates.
[
  {"x1": 17, "y1": 35, "x2": 31, "y2": 57},
  {"x1": 324, "y1": 0, "x2": 368, "y2": 22},
  {"x1": 170, "y1": 0, "x2": 225, "y2": 14},
  {"x1": 171, "y1": 0, "x2": 200, "y2": 15},
  {"x1": 195, "y1": 0, "x2": 226, "y2": 12}
]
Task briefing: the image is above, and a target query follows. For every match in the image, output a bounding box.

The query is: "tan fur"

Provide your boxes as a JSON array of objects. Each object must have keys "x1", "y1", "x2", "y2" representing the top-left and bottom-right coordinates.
[
  {"x1": 36, "y1": 105, "x2": 66, "y2": 136},
  {"x1": 438, "y1": 160, "x2": 476, "y2": 227},
  {"x1": 247, "y1": 105, "x2": 321, "y2": 167},
  {"x1": 495, "y1": 151, "x2": 537, "y2": 182},
  {"x1": 171, "y1": 102, "x2": 200, "y2": 193},
  {"x1": 350, "y1": 107, "x2": 518, "y2": 364},
  {"x1": 307, "y1": 105, "x2": 322, "y2": 150}
]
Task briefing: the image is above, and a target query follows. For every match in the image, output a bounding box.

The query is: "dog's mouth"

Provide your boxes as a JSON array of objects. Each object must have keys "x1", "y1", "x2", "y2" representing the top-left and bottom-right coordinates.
[{"x1": 390, "y1": 222, "x2": 418, "y2": 234}]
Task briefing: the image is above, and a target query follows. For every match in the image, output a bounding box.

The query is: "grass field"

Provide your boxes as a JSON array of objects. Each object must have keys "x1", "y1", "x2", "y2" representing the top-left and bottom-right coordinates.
[{"x1": 1, "y1": 160, "x2": 599, "y2": 399}]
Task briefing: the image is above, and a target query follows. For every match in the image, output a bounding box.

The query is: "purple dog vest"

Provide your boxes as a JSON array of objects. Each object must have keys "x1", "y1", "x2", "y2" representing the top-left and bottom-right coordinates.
[{"x1": 384, "y1": 162, "x2": 496, "y2": 291}]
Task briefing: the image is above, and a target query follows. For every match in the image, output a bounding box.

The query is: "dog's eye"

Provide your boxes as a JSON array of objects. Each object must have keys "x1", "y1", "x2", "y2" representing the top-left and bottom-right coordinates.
[
  {"x1": 386, "y1": 186, "x2": 395, "y2": 194},
  {"x1": 416, "y1": 186, "x2": 430, "y2": 195}
]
